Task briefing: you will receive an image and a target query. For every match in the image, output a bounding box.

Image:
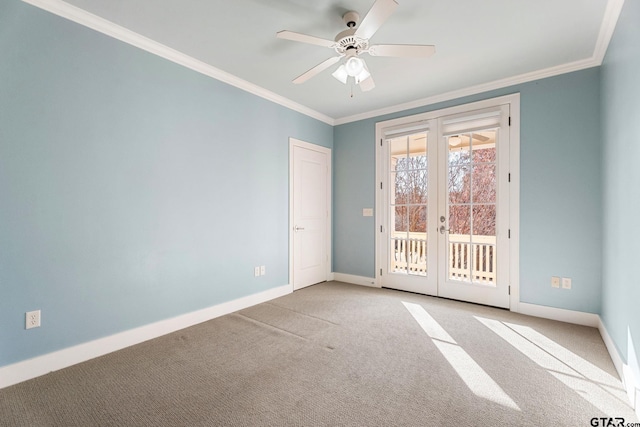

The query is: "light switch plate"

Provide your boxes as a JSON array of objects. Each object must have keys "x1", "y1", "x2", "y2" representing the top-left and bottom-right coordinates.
[{"x1": 562, "y1": 277, "x2": 572, "y2": 289}]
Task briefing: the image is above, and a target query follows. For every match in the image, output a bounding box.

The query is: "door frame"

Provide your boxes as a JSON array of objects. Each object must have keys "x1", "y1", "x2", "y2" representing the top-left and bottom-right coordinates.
[
  {"x1": 289, "y1": 138, "x2": 332, "y2": 291},
  {"x1": 375, "y1": 94, "x2": 520, "y2": 311}
]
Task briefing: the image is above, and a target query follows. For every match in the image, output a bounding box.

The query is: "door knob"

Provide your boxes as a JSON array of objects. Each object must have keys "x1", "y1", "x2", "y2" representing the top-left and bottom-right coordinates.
[
  {"x1": 294, "y1": 225, "x2": 305, "y2": 232},
  {"x1": 439, "y1": 225, "x2": 450, "y2": 234}
]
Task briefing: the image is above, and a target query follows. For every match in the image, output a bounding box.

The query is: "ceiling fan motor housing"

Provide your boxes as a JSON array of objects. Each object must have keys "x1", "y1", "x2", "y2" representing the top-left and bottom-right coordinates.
[
  {"x1": 342, "y1": 11, "x2": 360, "y2": 28},
  {"x1": 334, "y1": 28, "x2": 368, "y2": 55}
]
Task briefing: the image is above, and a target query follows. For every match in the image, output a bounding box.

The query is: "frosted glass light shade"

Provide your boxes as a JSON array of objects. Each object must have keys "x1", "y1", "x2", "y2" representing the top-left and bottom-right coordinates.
[
  {"x1": 332, "y1": 65, "x2": 348, "y2": 84},
  {"x1": 345, "y1": 57, "x2": 364, "y2": 77}
]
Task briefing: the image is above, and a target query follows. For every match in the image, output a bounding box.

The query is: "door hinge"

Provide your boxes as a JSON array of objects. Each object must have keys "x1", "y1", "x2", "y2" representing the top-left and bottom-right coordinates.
[
  {"x1": 380, "y1": 268, "x2": 383, "y2": 276},
  {"x1": 508, "y1": 116, "x2": 511, "y2": 126},
  {"x1": 508, "y1": 229, "x2": 511, "y2": 239},
  {"x1": 380, "y1": 139, "x2": 383, "y2": 146},
  {"x1": 508, "y1": 285, "x2": 511, "y2": 295},
  {"x1": 508, "y1": 173, "x2": 511, "y2": 182},
  {"x1": 380, "y1": 225, "x2": 383, "y2": 232},
  {"x1": 380, "y1": 182, "x2": 383, "y2": 190}
]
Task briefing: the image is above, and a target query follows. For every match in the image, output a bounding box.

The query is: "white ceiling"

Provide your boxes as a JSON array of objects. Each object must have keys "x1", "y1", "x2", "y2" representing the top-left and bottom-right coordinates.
[{"x1": 37, "y1": 0, "x2": 618, "y2": 123}]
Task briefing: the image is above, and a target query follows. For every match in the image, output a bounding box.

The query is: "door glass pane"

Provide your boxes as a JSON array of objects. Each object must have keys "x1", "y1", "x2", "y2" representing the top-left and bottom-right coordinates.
[
  {"x1": 392, "y1": 239, "x2": 408, "y2": 273},
  {"x1": 392, "y1": 171, "x2": 409, "y2": 204},
  {"x1": 407, "y1": 237, "x2": 427, "y2": 276},
  {"x1": 447, "y1": 130, "x2": 498, "y2": 285},
  {"x1": 449, "y1": 237, "x2": 470, "y2": 281},
  {"x1": 409, "y1": 205, "x2": 426, "y2": 233},
  {"x1": 449, "y1": 205, "x2": 470, "y2": 235},
  {"x1": 388, "y1": 132, "x2": 428, "y2": 276},
  {"x1": 390, "y1": 137, "x2": 407, "y2": 170},
  {"x1": 394, "y1": 206, "x2": 407, "y2": 233},
  {"x1": 448, "y1": 137, "x2": 471, "y2": 166},
  {"x1": 449, "y1": 165, "x2": 470, "y2": 204},
  {"x1": 472, "y1": 205, "x2": 496, "y2": 236},
  {"x1": 472, "y1": 242, "x2": 495, "y2": 284},
  {"x1": 472, "y1": 164, "x2": 496, "y2": 203},
  {"x1": 471, "y1": 131, "x2": 497, "y2": 163}
]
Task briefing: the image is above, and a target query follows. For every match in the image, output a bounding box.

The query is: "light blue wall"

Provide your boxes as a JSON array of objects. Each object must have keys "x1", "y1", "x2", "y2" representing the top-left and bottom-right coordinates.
[
  {"x1": 334, "y1": 68, "x2": 603, "y2": 314},
  {"x1": 0, "y1": 0, "x2": 332, "y2": 367},
  {"x1": 600, "y1": 0, "x2": 640, "y2": 368},
  {"x1": 0, "y1": 0, "x2": 626, "y2": 372}
]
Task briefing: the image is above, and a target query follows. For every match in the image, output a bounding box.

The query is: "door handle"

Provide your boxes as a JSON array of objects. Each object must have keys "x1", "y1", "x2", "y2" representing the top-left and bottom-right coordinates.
[
  {"x1": 294, "y1": 225, "x2": 305, "y2": 232},
  {"x1": 439, "y1": 225, "x2": 450, "y2": 234}
]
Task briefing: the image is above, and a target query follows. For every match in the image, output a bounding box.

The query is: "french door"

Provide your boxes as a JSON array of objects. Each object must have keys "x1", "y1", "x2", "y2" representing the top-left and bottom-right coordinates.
[{"x1": 377, "y1": 101, "x2": 512, "y2": 308}]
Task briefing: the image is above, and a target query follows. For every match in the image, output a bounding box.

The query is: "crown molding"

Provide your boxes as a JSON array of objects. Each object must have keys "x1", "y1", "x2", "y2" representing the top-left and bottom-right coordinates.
[
  {"x1": 593, "y1": 0, "x2": 625, "y2": 63},
  {"x1": 333, "y1": 0, "x2": 625, "y2": 125},
  {"x1": 23, "y1": 0, "x2": 624, "y2": 128},
  {"x1": 21, "y1": 0, "x2": 335, "y2": 126},
  {"x1": 333, "y1": 58, "x2": 599, "y2": 125}
]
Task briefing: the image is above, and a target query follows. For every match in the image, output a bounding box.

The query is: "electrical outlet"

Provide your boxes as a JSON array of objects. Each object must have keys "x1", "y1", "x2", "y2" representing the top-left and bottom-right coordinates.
[
  {"x1": 260, "y1": 265, "x2": 266, "y2": 276},
  {"x1": 562, "y1": 277, "x2": 572, "y2": 289},
  {"x1": 551, "y1": 276, "x2": 560, "y2": 288},
  {"x1": 254, "y1": 266, "x2": 260, "y2": 277},
  {"x1": 26, "y1": 310, "x2": 41, "y2": 329}
]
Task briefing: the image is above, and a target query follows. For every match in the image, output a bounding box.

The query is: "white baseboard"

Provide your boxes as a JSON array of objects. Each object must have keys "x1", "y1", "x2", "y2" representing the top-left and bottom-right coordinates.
[
  {"x1": 0, "y1": 284, "x2": 292, "y2": 390},
  {"x1": 598, "y1": 318, "x2": 640, "y2": 418},
  {"x1": 332, "y1": 273, "x2": 379, "y2": 288},
  {"x1": 511, "y1": 303, "x2": 638, "y2": 415},
  {"x1": 599, "y1": 317, "x2": 627, "y2": 391},
  {"x1": 516, "y1": 302, "x2": 600, "y2": 327}
]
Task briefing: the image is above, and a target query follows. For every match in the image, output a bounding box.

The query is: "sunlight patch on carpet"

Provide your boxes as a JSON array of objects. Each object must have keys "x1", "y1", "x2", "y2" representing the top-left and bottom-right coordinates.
[
  {"x1": 476, "y1": 316, "x2": 632, "y2": 416},
  {"x1": 402, "y1": 302, "x2": 520, "y2": 411}
]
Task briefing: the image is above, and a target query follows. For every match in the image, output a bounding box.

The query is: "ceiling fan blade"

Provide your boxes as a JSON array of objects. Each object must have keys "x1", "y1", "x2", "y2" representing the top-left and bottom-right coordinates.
[
  {"x1": 368, "y1": 44, "x2": 436, "y2": 58},
  {"x1": 359, "y1": 75, "x2": 376, "y2": 92},
  {"x1": 293, "y1": 56, "x2": 341, "y2": 84},
  {"x1": 276, "y1": 30, "x2": 335, "y2": 48},
  {"x1": 355, "y1": 0, "x2": 398, "y2": 40}
]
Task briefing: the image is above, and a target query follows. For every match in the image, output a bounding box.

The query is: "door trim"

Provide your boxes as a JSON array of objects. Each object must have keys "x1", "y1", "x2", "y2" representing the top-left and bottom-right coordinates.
[
  {"x1": 289, "y1": 138, "x2": 332, "y2": 291},
  {"x1": 375, "y1": 94, "x2": 520, "y2": 310}
]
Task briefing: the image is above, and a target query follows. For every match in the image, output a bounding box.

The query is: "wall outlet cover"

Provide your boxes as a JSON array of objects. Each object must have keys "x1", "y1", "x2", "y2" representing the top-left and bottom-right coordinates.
[
  {"x1": 551, "y1": 276, "x2": 560, "y2": 288},
  {"x1": 26, "y1": 310, "x2": 41, "y2": 329}
]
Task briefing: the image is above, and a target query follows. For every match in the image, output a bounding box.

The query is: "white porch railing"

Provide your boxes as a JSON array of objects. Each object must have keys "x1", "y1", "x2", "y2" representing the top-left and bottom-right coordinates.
[{"x1": 391, "y1": 232, "x2": 496, "y2": 283}]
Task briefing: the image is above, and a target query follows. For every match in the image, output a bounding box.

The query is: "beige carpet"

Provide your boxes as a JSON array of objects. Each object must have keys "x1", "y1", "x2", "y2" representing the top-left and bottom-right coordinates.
[{"x1": 0, "y1": 281, "x2": 637, "y2": 426}]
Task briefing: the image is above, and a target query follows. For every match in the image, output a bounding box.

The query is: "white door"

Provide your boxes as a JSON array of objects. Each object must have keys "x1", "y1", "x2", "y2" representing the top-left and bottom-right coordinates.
[
  {"x1": 291, "y1": 140, "x2": 330, "y2": 290},
  {"x1": 378, "y1": 127, "x2": 438, "y2": 295},
  {"x1": 437, "y1": 105, "x2": 510, "y2": 308},
  {"x1": 377, "y1": 101, "x2": 512, "y2": 309}
]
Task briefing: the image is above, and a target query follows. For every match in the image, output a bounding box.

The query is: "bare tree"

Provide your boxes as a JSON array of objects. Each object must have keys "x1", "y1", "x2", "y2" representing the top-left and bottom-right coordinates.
[
  {"x1": 394, "y1": 155, "x2": 427, "y2": 233},
  {"x1": 448, "y1": 146, "x2": 496, "y2": 236},
  {"x1": 392, "y1": 140, "x2": 496, "y2": 237}
]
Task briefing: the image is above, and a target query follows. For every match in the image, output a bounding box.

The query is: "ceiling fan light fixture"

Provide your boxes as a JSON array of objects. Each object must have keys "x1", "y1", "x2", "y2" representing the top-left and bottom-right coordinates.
[
  {"x1": 449, "y1": 136, "x2": 462, "y2": 146},
  {"x1": 354, "y1": 67, "x2": 371, "y2": 84},
  {"x1": 345, "y1": 57, "x2": 364, "y2": 77},
  {"x1": 332, "y1": 64, "x2": 348, "y2": 84},
  {"x1": 354, "y1": 59, "x2": 371, "y2": 85}
]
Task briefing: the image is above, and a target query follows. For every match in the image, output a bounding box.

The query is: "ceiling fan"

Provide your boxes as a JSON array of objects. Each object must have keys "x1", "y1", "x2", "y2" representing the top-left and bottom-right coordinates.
[{"x1": 276, "y1": 0, "x2": 435, "y2": 92}]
